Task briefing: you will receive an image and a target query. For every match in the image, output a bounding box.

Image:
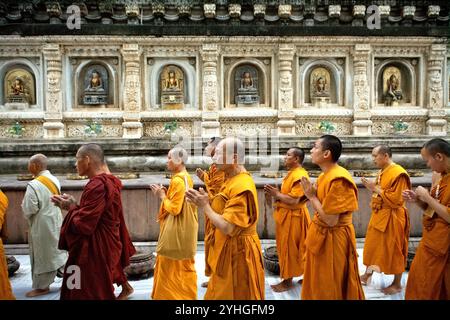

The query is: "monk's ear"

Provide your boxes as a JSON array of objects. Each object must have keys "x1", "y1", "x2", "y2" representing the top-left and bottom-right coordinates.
[
  {"x1": 323, "y1": 149, "x2": 331, "y2": 161},
  {"x1": 434, "y1": 152, "x2": 444, "y2": 162}
]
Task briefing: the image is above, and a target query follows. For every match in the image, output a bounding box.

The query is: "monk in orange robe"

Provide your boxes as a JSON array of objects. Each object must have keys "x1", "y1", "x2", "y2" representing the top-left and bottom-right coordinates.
[
  {"x1": 196, "y1": 137, "x2": 226, "y2": 288},
  {"x1": 150, "y1": 147, "x2": 198, "y2": 300},
  {"x1": 264, "y1": 147, "x2": 310, "y2": 292},
  {"x1": 300, "y1": 135, "x2": 365, "y2": 300},
  {"x1": 360, "y1": 145, "x2": 411, "y2": 295},
  {"x1": 403, "y1": 138, "x2": 450, "y2": 300},
  {"x1": 0, "y1": 189, "x2": 15, "y2": 300},
  {"x1": 186, "y1": 137, "x2": 265, "y2": 299}
]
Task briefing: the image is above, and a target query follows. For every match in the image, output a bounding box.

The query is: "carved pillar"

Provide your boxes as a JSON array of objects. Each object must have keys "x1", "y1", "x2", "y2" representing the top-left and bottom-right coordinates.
[
  {"x1": 426, "y1": 44, "x2": 447, "y2": 136},
  {"x1": 277, "y1": 44, "x2": 296, "y2": 136},
  {"x1": 200, "y1": 44, "x2": 220, "y2": 137},
  {"x1": 121, "y1": 44, "x2": 143, "y2": 139},
  {"x1": 43, "y1": 44, "x2": 65, "y2": 139},
  {"x1": 351, "y1": 44, "x2": 372, "y2": 136}
]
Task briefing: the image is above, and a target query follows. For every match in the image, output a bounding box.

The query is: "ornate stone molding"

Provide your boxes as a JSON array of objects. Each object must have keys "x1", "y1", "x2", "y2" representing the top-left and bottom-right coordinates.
[
  {"x1": 278, "y1": 44, "x2": 295, "y2": 111},
  {"x1": 297, "y1": 46, "x2": 350, "y2": 57},
  {"x1": 254, "y1": 4, "x2": 266, "y2": 18},
  {"x1": 121, "y1": 43, "x2": 143, "y2": 138},
  {"x1": 203, "y1": 4, "x2": 216, "y2": 19},
  {"x1": 200, "y1": 44, "x2": 220, "y2": 136},
  {"x1": 229, "y1": 4, "x2": 241, "y2": 19},
  {"x1": 427, "y1": 5, "x2": 440, "y2": 18},
  {"x1": 427, "y1": 44, "x2": 446, "y2": 110},
  {"x1": 42, "y1": 43, "x2": 64, "y2": 138},
  {"x1": 353, "y1": 5, "x2": 366, "y2": 18},
  {"x1": 0, "y1": 46, "x2": 42, "y2": 57},
  {"x1": 402, "y1": 6, "x2": 416, "y2": 19},
  {"x1": 328, "y1": 5, "x2": 341, "y2": 18},
  {"x1": 64, "y1": 46, "x2": 120, "y2": 57},
  {"x1": 372, "y1": 46, "x2": 428, "y2": 56},
  {"x1": 352, "y1": 44, "x2": 372, "y2": 136},
  {"x1": 278, "y1": 5, "x2": 291, "y2": 19}
]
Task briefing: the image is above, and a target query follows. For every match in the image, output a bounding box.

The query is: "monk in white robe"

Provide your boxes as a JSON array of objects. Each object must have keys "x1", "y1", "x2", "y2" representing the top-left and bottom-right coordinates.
[{"x1": 21, "y1": 154, "x2": 67, "y2": 297}]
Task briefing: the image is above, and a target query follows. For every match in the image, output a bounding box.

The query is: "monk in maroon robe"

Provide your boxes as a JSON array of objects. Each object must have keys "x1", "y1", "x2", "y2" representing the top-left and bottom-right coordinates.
[{"x1": 52, "y1": 143, "x2": 136, "y2": 300}]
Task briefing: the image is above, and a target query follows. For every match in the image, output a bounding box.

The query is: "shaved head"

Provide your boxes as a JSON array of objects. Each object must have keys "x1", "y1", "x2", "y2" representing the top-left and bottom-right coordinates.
[
  {"x1": 289, "y1": 147, "x2": 305, "y2": 164},
  {"x1": 374, "y1": 145, "x2": 392, "y2": 158},
  {"x1": 29, "y1": 154, "x2": 48, "y2": 170},
  {"x1": 217, "y1": 137, "x2": 245, "y2": 165},
  {"x1": 78, "y1": 143, "x2": 105, "y2": 164},
  {"x1": 423, "y1": 138, "x2": 450, "y2": 157}
]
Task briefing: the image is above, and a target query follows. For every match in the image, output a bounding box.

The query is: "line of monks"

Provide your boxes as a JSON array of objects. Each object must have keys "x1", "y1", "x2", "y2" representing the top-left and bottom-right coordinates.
[{"x1": 0, "y1": 136, "x2": 449, "y2": 300}]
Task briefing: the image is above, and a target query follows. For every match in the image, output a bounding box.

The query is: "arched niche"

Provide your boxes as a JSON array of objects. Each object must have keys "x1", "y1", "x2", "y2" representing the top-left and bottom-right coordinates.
[
  {"x1": 0, "y1": 59, "x2": 40, "y2": 110},
  {"x1": 299, "y1": 59, "x2": 345, "y2": 107},
  {"x1": 74, "y1": 60, "x2": 117, "y2": 108},
  {"x1": 226, "y1": 60, "x2": 268, "y2": 108},
  {"x1": 148, "y1": 58, "x2": 196, "y2": 110},
  {"x1": 375, "y1": 60, "x2": 416, "y2": 107},
  {"x1": 158, "y1": 64, "x2": 187, "y2": 110}
]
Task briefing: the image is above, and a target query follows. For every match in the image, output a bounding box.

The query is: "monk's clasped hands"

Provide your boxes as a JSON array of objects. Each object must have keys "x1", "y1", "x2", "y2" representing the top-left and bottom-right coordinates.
[
  {"x1": 300, "y1": 176, "x2": 316, "y2": 199},
  {"x1": 150, "y1": 184, "x2": 167, "y2": 200},
  {"x1": 186, "y1": 187, "x2": 209, "y2": 208},
  {"x1": 51, "y1": 193, "x2": 76, "y2": 210}
]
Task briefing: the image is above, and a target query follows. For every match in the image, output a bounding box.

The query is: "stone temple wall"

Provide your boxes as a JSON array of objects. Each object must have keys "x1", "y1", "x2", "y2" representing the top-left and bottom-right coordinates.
[{"x1": 0, "y1": 35, "x2": 448, "y2": 141}]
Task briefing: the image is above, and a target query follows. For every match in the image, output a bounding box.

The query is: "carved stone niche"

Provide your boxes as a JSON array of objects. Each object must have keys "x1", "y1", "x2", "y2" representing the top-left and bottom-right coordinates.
[
  {"x1": 302, "y1": 63, "x2": 340, "y2": 107},
  {"x1": 225, "y1": 58, "x2": 269, "y2": 109},
  {"x1": 3, "y1": 66, "x2": 36, "y2": 110},
  {"x1": 159, "y1": 65, "x2": 185, "y2": 110},
  {"x1": 72, "y1": 58, "x2": 117, "y2": 109},
  {"x1": 374, "y1": 58, "x2": 418, "y2": 107}
]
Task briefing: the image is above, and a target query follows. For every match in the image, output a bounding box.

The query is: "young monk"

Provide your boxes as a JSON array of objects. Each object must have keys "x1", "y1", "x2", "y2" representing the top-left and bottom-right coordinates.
[
  {"x1": 0, "y1": 189, "x2": 15, "y2": 300},
  {"x1": 360, "y1": 145, "x2": 411, "y2": 295},
  {"x1": 300, "y1": 135, "x2": 365, "y2": 300},
  {"x1": 186, "y1": 137, "x2": 265, "y2": 300},
  {"x1": 150, "y1": 147, "x2": 198, "y2": 300},
  {"x1": 403, "y1": 138, "x2": 450, "y2": 300},
  {"x1": 196, "y1": 137, "x2": 226, "y2": 288},
  {"x1": 264, "y1": 147, "x2": 310, "y2": 292}
]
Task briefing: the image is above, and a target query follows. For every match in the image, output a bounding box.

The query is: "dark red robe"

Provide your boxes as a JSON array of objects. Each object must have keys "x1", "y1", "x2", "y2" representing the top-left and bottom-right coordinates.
[{"x1": 58, "y1": 173, "x2": 136, "y2": 300}]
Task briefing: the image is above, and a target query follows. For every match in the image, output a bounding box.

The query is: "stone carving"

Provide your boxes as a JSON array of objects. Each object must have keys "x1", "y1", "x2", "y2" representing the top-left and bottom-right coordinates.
[
  {"x1": 82, "y1": 66, "x2": 108, "y2": 105},
  {"x1": 160, "y1": 66, "x2": 184, "y2": 109},
  {"x1": 383, "y1": 66, "x2": 403, "y2": 106},
  {"x1": 67, "y1": 123, "x2": 122, "y2": 137},
  {"x1": 4, "y1": 68, "x2": 35, "y2": 107},
  {"x1": 235, "y1": 66, "x2": 260, "y2": 107},
  {"x1": 372, "y1": 120, "x2": 424, "y2": 135},
  {"x1": 295, "y1": 120, "x2": 352, "y2": 136},
  {"x1": 310, "y1": 67, "x2": 331, "y2": 108}
]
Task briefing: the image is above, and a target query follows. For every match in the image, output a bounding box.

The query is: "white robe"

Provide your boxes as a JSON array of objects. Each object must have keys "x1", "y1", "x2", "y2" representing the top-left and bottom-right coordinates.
[{"x1": 21, "y1": 170, "x2": 67, "y2": 275}]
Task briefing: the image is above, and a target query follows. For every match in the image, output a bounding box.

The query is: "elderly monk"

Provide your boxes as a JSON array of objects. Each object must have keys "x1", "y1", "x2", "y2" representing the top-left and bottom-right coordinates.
[
  {"x1": 186, "y1": 137, "x2": 265, "y2": 300},
  {"x1": 21, "y1": 154, "x2": 68, "y2": 298},
  {"x1": 51, "y1": 143, "x2": 136, "y2": 300},
  {"x1": 300, "y1": 135, "x2": 365, "y2": 300},
  {"x1": 0, "y1": 189, "x2": 15, "y2": 300},
  {"x1": 403, "y1": 138, "x2": 450, "y2": 300},
  {"x1": 196, "y1": 137, "x2": 226, "y2": 288},
  {"x1": 360, "y1": 145, "x2": 411, "y2": 295},
  {"x1": 150, "y1": 147, "x2": 198, "y2": 300},
  {"x1": 264, "y1": 147, "x2": 310, "y2": 292}
]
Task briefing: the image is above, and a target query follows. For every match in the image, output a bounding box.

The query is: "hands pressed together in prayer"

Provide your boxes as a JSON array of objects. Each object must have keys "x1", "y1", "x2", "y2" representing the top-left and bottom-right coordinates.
[
  {"x1": 51, "y1": 193, "x2": 77, "y2": 210},
  {"x1": 186, "y1": 187, "x2": 210, "y2": 209},
  {"x1": 361, "y1": 177, "x2": 380, "y2": 194},
  {"x1": 402, "y1": 186, "x2": 431, "y2": 203},
  {"x1": 196, "y1": 168, "x2": 205, "y2": 182},
  {"x1": 300, "y1": 176, "x2": 317, "y2": 200},
  {"x1": 150, "y1": 184, "x2": 167, "y2": 200}
]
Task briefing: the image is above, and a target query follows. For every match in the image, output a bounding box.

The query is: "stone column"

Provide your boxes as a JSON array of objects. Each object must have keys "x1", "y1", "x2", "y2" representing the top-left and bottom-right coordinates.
[
  {"x1": 121, "y1": 44, "x2": 143, "y2": 139},
  {"x1": 277, "y1": 43, "x2": 296, "y2": 136},
  {"x1": 351, "y1": 44, "x2": 372, "y2": 136},
  {"x1": 42, "y1": 44, "x2": 65, "y2": 138},
  {"x1": 426, "y1": 44, "x2": 447, "y2": 136},
  {"x1": 200, "y1": 43, "x2": 220, "y2": 137}
]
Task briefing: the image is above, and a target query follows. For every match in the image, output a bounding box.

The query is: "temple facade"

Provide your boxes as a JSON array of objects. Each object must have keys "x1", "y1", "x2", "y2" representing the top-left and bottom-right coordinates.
[{"x1": 0, "y1": 0, "x2": 448, "y2": 142}]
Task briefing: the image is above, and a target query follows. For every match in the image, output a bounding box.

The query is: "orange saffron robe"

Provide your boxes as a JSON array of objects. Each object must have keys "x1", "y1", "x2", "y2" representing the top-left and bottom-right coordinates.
[
  {"x1": 151, "y1": 171, "x2": 197, "y2": 300},
  {"x1": 203, "y1": 164, "x2": 226, "y2": 277},
  {"x1": 205, "y1": 172, "x2": 265, "y2": 300},
  {"x1": 405, "y1": 173, "x2": 450, "y2": 300},
  {"x1": 0, "y1": 189, "x2": 15, "y2": 300},
  {"x1": 363, "y1": 163, "x2": 411, "y2": 274},
  {"x1": 273, "y1": 167, "x2": 311, "y2": 279},
  {"x1": 301, "y1": 165, "x2": 365, "y2": 300}
]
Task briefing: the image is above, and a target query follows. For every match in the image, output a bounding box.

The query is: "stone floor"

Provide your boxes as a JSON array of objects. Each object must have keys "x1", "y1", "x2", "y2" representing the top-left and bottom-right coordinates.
[{"x1": 8, "y1": 243, "x2": 408, "y2": 300}]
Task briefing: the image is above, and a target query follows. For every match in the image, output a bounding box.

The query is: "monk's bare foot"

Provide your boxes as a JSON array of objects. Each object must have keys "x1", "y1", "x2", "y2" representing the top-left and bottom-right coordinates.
[
  {"x1": 382, "y1": 284, "x2": 402, "y2": 295},
  {"x1": 271, "y1": 279, "x2": 293, "y2": 293},
  {"x1": 117, "y1": 282, "x2": 134, "y2": 300},
  {"x1": 25, "y1": 288, "x2": 50, "y2": 298},
  {"x1": 201, "y1": 281, "x2": 209, "y2": 288}
]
